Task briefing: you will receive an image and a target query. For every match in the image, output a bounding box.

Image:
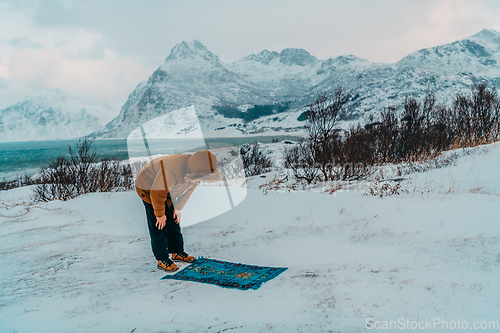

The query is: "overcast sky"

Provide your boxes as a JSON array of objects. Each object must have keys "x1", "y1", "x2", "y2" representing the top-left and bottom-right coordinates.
[{"x1": 1, "y1": 0, "x2": 500, "y2": 110}]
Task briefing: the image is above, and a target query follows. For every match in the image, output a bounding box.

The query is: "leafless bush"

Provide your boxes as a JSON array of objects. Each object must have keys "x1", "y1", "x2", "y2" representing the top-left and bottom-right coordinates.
[
  {"x1": 373, "y1": 106, "x2": 400, "y2": 163},
  {"x1": 240, "y1": 142, "x2": 273, "y2": 177},
  {"x1": 364, "y1": 180, "x2": 405, "y2": 198},
  {"x1": 283, "y1": 83, "x2": 500, "y2": 187},
  {"x1": 33, "y1": 159, "x2": 133, "y2": 202},
  {"x1": 0, "y1": 174, "x2": 41, "y2": 191},
  {"x1": 452, "y1": 83, "x2": 500, "y2": 147},
  {"x1": 32, "y1": 139, "x2": 133, "y2": 202},
  {"x1": 340, "y1": 125, "x2": 376, "y2": 180},
  {"x1": 282, "y1": 139, "x2": 319, "y2": 184},
  {"x1": 0, "y1": 179, "x2": 18, "y2": 191},
  {"x1": 215, "y1": 154, "x2": 246, "y2": 181},
  {"x1": 307, "y1": 89, "x2": 351, "y2": 180},
  {"x1": 394, "y1": 152, "x2": 458, "y2": 176}
]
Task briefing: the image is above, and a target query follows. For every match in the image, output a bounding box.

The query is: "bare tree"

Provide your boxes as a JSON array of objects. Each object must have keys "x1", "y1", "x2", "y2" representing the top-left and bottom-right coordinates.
[
  {"x1": 240, "y1": 142, "x2": 273, "y2": 177},
  {"x1": 281, "y1": 83, "x2": 500, "y2": 186},
  {"x1": 471, "y1": 83, "x2": 498, "y2": 144},
  {"x1": 306, "y1": 88, "x2": 352, "y2": 180},
  {"x1": 282, "y1": 140, "x2": 319, "y2": 184},
  {"x1": 452, "y1": 83, "x2": 500, "y2": 147},
  {"x1": 376, "y1": 106, "x2": 400, "y2": 163}
]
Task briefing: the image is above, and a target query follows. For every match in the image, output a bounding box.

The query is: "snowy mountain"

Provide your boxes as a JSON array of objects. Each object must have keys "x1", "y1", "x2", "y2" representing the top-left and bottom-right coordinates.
[
  {"x1": 0, "y1": 89, "x2": 117, "y2": 142},
  {"x1": 96, "y1": 29, "x2": 500, "y2": 139}
]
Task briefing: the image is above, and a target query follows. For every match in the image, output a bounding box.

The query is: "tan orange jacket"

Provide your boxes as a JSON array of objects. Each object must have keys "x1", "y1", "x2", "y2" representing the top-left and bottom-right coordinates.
[{"x1": 135, "y1": 151, "x2": 217, "y2": 217}]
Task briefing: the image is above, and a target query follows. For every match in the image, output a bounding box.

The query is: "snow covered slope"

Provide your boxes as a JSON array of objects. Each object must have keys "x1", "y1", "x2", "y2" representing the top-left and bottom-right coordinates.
[
  {"x1": 126, "y1": 105, "x2": 203, "y2": 140},
  {"x1": 0, "y1": 88, "x2": 117, "y2": 142},
  {"x1": 95, "y1": 29, "x2": 500, "y2": 139},
  {"x1": 1, "y1": 142, "x2": 499, "y2": 332}
]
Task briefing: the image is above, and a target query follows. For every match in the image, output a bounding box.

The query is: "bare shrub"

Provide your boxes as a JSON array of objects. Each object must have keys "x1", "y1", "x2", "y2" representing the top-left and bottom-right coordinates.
[
  {"x1": 364, "y1": 180, "x2": 405, "y2": 198},
  {"x1": 452, "y1": 83, "x2": 500, "y2": 147},
  {"x1": 282, "y1": 139, "x2": 319, "y2": 183},
  {"x1": 0, "y1": 174, "x2": 41, "y2": 191},
  {"x1": 283, "y1": 83, "x2": 500, "y2": 188},
  {"x1": 400, "y1": 97, "x2": 427, "y2": 159},
  {"x1": 429, "y1": 105, "x2": 454, "y2": 152},
  {"x1": 374, "y1": 106, "x2": 400, "y2": 163},
  {"x1": 340, "y1": 125, "x2": 376, "y2": 180},
  {"x1": 32, "y1": 139, "x2": 133, "y2": 202},
  {"x1": 240, "y1": 142, "x2": 273, "y2": 177},
  {"x1": 306, "y1": 89, "x2": 352, "y2": 180},
  {"x1": 69, "y1": 138, "x2": 98, "y2": 165},
  {"x1": 215, "y1": 154, "x2": 246, "y2": 181}
]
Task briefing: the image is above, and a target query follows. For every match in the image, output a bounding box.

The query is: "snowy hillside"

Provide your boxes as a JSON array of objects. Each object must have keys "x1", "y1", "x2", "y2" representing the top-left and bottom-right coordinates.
[
  {"x1": 0, "y1": 88, "x2": 117, "y2": 142},
  {"x1": 95, "y1": 29, "x2": 500, "y2": 139},
  {"x1": 1, "y1": 142, "x2": 499, "y2": 332},
  {"x1": 126, "y1": 106, "x2": 204, "y2": 140}
]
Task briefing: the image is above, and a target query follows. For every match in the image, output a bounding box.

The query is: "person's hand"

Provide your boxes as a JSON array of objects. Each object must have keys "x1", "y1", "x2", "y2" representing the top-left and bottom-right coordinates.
[
  {"x1": 155, "y1": 215, "x2": 166, "y2": 230},
  {"x1": 173, "y1": 209, "x2": 181, "y2": 224}
]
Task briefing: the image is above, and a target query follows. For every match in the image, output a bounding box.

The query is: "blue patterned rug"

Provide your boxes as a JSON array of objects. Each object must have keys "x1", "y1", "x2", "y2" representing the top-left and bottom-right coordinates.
[{"x1": 161, "y1": 258, "x2": 287, "y2": 290}]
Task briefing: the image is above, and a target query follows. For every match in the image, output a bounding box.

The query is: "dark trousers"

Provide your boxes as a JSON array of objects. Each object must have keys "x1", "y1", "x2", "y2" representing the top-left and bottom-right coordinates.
[{"x1": 142, "y1": 200, "x2": 184, "y2": 261}]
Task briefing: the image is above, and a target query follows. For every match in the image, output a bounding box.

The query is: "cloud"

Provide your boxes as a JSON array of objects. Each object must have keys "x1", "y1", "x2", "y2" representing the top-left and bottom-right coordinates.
[
  {"x1": 32, "y1": 0, "x2": 79, "y2": 28},
  {"x1": 8, "y1": 37, "x2": 44, "y2": 49},
  {"x1": 387, "y1": 0, "x2": 500, "y2": 60},
  {"x1": 1, "y1": 45, "x2": 155, "y2": 109},
  {"x1": 0, "y1": 64, "x2": 8, "y2": 78},
  {"x1": 0, "y1": 77, "x2": 9, "y2": 89},
  {"x1": 0, "y1": 1, "x2": 156, "y2": 109},
  {"x1": 66, "y1": 41, "x2": 106, "y2": 60},
  {"x1": 21, "y1": 0, "x2": 500, "y2": 64}
]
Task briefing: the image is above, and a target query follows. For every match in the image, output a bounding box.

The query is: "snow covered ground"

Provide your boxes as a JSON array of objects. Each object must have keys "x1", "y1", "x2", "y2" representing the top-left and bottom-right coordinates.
[{"x1": 1, "y1": 142, "x2": 499, "y2": 332}]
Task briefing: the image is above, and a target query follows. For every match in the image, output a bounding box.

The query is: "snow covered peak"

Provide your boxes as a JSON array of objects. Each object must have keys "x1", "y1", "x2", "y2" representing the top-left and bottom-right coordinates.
[
  {"x1": 31, "y1": 87, "x2": 69, "y2": 99},
  {"x1": 33, "y1": 87, "x2": 67, "y2": 96},
  {"x1": 468, "y1": 29, "x2": 500, "y2": 43},
  {"x1": 278, "y1": 48, "x2": 318, "y2": 66},
  {"x1": 0, "y1": 89, "x2": 117, "y2": 142},
  {"x1": 397, "y1": 29, "x2": 500, "y2": 69},
  {"x1": 20, "y1": 88, "x2": 77, "y2": 113},
  {"x1": 239, "y1": 48, "x2": 318, "y2": 67},
  {"x1": 464, "y1": 29, "x2": 500, "y2": 57},
  {"x1": 330, "y1": 55, "x2": 368, "y2": 66},
  {"x1": 242, "y1": 50, "x2": 280, "y2": 65},
  {"x1": 165, "y1": 40, "x2": 222, "y2": 67}
]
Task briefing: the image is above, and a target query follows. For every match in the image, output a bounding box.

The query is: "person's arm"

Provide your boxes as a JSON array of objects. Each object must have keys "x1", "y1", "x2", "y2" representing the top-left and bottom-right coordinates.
[
  {"x1": 155, "y1": 215, "x2": 167, "y2": 229},
  {"x1": 170, "y1": 184, "x2": 196, "y2": 225},
  {"x1": 173, "y1": 208, "x2": 181, "y2": 224},
  {"x1": 150, "y1": 162, "x2": 177, "y2": 228}
]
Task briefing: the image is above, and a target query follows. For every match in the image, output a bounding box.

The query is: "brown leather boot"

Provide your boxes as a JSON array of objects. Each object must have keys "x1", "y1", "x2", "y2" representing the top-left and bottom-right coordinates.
[
  {"x1": 171, "y1": 252, "x2": 196, "y2": 263},
  {"x1": 157, "y1": 259, "x2": 178, "y2": 272}
]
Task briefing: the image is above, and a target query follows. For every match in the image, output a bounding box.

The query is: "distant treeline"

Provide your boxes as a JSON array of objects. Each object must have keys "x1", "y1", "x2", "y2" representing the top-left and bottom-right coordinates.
[
  {"x1": 213, "y1": 103, "x2": 290, "y2": 122},
  {"x1": 284, "y1": 83, "x2": 500, "y2": 182}
]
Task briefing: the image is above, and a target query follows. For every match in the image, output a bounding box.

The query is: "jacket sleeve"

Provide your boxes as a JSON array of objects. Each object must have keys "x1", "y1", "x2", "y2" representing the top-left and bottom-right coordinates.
[
  {"x1": 150, "y1": 164, "x2": 177, "y2": 217},
  {"x1": 173, "y1": 182, "x2": 199, "y2": 210}
]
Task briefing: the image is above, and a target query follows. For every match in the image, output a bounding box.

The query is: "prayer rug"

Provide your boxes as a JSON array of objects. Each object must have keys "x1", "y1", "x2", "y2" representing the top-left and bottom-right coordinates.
[{"x1": 161, "y1": 257, "x2": 287, "y2": 290}]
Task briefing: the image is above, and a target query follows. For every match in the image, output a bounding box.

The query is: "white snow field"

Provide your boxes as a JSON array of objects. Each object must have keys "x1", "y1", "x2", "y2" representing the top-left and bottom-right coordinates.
[{"x1": 1, "y1": 143, "x2": 499, "y2": 332}]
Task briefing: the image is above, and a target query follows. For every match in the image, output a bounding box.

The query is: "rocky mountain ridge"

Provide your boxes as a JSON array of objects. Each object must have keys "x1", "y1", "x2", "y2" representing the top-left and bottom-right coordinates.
[{"x1": 0, "y1": 88, "x2": 116, "y2": 142}]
